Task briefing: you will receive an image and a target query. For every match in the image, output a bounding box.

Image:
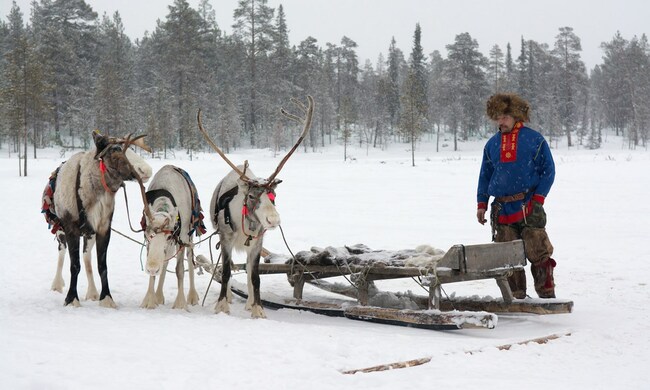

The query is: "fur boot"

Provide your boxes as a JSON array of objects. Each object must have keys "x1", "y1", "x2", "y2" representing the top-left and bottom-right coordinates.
[
  {"x1": 507, "y1": 269, "x2": 527, "y2": 299},
  {"x1": 532, "y1": 258, "x2": 557, "y2": 298}
]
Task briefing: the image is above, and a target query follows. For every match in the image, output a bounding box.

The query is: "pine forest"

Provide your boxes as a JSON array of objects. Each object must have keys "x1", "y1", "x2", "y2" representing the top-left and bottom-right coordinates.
[{"x1": 1, "y1": 0, "x2": 649, "y2": 173}]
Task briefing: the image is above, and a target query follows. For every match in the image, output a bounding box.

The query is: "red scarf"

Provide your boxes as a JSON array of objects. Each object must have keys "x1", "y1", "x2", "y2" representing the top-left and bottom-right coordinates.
[{"x1": 500, "y1": 121, "x2": 523, "y2": 162}]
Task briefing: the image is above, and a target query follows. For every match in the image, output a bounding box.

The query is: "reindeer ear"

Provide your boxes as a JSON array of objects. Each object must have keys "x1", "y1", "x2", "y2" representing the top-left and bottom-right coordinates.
[{"x1": 93, "y1": 130, "x2": 108, "y2": 150}]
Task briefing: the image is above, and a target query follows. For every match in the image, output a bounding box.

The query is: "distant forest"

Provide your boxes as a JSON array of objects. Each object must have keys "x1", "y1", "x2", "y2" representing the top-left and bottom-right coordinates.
[{"x1": 1, "y1": 0, "x2": 649, "y2": 166}]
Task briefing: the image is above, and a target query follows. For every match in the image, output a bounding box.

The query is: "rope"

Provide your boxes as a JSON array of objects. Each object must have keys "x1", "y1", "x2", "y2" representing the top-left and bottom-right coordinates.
[
  {"x1": 111, "y1": 227, "x2": 145, "y2": 246},
  {"x1": 279, "y1": 225, "x2": 326, "y2": 286},
  {"x1": 202, "y1": 234, "x2": 221, "y2": 307},
  {"x1": 279, "y1": 225, "x2": 297, "y2": 261},
  {"x1": 410, "y1": 274, "x2": 456, "y2": 310},
  {"x1": 195, "y1": 230, "x2": 218, "y2": 245},
  {"x1": 120, "y1": 185, "x2": 144, "y2": 234}
]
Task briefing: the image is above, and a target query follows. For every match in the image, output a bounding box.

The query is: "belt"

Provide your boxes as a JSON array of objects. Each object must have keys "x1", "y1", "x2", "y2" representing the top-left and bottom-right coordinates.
[{"x1": 495, "y1": 191, "x2": 527, "y2": 203}]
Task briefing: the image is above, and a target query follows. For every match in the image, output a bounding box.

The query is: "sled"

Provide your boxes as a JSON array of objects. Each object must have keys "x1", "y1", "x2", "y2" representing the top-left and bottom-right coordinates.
[
  {"x1": 197, "y1": 240, "x2": 573, "y2": 330},
  {"x1": 228, "y1": 279, "x2": 497, "y2": 330}
]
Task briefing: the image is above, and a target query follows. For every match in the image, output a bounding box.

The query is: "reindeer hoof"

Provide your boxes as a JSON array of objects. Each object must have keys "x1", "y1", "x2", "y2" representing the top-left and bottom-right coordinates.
[
  {"x1": 251, "y1": 305, "x2": 266, "y2": 319},
  {"x1": 65, "y1": 298, "x2": 81, "y2": 307},
  {"x1": 187, "y1": 289, "x2": 199, "y2": 306},
  {"x1": 51, "y1": 279, "x2": 65, "y2": 293},
  {"x1": 214, "y1": 299, "x2": 230, "y2": 315},
  {"x1": 140, "y1": 295, "x2": 159, "y2": 309},
  {"x1": 172, "y1": 295, "x2": 188, "y2": 310},
  {"x1": 99, "y1": 296, "x2": 117, "y2": 308},
  {"x1": 85, "y1": 288, "x2": 99, "y2": 301}
]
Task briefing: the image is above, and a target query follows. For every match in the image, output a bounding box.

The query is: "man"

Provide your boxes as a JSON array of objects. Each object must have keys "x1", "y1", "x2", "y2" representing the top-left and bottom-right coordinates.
[{"x1": 476, "y1": 93, "x2": 557, "y2": 299}]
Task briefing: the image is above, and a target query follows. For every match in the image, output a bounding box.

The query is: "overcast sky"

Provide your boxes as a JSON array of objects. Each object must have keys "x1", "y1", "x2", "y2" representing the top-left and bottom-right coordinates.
[{"x1": 2, "y1": 0, "x2": 649, "y2": 70}]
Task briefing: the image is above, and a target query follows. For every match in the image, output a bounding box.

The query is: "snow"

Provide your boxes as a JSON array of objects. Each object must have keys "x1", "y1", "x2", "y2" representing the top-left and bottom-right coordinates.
[{"x1": 1, "y1": 133, "x2": 649, "y2": 389}]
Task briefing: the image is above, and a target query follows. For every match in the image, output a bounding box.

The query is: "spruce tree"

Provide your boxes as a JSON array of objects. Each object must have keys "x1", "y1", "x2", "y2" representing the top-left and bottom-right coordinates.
[{"x1": 233, "y1": 0, "x2": 275, "y2": 147}]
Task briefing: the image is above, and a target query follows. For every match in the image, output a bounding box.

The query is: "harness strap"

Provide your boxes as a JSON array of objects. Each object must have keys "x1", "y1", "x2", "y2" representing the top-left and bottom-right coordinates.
[
  {"x1": 173, "y1": 166, "x2": 207, "y2": 236},
  {"x1": 216, "y1": 186, "x2": 238, "y2": 231},
  {"x1": 42, "y1": 165, "x2": 63, "y2": 234},
  {"x1": 99, "y1": 160, "x2": 115, "y2": 193},
  {"x1": 145, "y1": 189, "x2": 177, "y2": 207},
  {"x1": 141, "y1": 189, "x2": 182, "y2": 243}
]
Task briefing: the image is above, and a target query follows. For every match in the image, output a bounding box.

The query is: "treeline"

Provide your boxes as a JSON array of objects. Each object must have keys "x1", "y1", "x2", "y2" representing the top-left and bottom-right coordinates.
[{"x1": 1, "y1": 0, "x2": 649, "y2": 168}]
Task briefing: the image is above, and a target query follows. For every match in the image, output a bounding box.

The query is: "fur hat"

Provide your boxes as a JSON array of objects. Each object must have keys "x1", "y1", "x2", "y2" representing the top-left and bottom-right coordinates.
[{"x1": 486, "y1": 93, "x2": 530, "y2": 122}]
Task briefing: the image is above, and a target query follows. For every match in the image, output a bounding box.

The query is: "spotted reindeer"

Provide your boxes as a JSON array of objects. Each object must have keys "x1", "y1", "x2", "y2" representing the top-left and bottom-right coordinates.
[
  {"x1": 140, "y1": 165, "x2": 207, "y2": 310},
  {"x1": 42, "y1": 131, "x2": 152, "y2": 307},
  {"x1": 197, "y1": 95, "x2": 314, "y2": 318}
]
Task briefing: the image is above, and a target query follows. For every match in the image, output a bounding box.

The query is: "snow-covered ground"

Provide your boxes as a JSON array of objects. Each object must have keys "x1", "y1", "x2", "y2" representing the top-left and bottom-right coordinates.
[{"x1": 1, "y1": 132, "x2": 649, "y2": 389}]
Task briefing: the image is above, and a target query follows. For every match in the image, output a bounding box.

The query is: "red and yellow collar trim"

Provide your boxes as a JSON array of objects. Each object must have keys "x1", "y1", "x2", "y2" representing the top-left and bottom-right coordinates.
[{"x1": 500, "y1": 121, "x2": 523, "y2": 162}]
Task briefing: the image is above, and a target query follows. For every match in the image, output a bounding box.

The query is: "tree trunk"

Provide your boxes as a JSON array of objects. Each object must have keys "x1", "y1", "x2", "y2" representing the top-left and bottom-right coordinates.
[
  {"x1": 23, "y1": 63, "x2": 28, "y2": 176},
  {"x1": 411, "y1": 134, "x2": 415, "y2": 167}
]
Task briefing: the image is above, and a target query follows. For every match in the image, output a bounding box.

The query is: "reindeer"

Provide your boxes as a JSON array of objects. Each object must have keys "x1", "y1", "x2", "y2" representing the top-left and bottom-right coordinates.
[
  {"x1": 197, "y1": 95, "x2": 314, "y2": 318},
  {"x1": 44, "y1": 145, "x2": 152, "y2": 301},
  {"x1": 140, "y1": 165, "x2": 207, "y2": 310},
  {"x1": 44, "y1": 131, "x2": 152, "y2": 307}
]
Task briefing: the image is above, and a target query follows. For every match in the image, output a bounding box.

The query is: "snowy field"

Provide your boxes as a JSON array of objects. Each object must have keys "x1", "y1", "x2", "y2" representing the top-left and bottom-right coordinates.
[{"x1": 1, "y1": 132, "x2": 649, "y2": 389}]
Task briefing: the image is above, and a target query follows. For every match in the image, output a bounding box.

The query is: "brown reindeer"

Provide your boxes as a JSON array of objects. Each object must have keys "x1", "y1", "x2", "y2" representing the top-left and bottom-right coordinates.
[{"x1": 198, "y1": 96, "x2": 314, "y2": 318}]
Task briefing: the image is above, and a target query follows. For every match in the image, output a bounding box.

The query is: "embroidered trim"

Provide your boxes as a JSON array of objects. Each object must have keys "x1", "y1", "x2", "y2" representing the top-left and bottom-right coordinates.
[{"x1": 500, "y1": 121, "x2": 523, "y2": 162}]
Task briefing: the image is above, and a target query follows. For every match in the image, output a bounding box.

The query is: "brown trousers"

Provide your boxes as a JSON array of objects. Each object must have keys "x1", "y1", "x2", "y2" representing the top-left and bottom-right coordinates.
[{"x1": 493, "y1": 202, "x2": 555, "y2": 298}]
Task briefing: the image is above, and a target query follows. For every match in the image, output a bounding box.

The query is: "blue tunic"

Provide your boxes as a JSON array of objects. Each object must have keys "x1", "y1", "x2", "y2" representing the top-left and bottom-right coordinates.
[{"x1": 477, "y1": 125, "x2": 555, "y2": 224}]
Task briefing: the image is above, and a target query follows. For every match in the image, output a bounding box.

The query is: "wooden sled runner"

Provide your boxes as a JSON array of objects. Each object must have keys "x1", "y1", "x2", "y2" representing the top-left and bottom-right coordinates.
[
  {"x1": 198, "y1": 240, "x2": 573, "y2": 330},
  {"x1": 228, "y1": 279, "x2": 497, "y2": 330}
]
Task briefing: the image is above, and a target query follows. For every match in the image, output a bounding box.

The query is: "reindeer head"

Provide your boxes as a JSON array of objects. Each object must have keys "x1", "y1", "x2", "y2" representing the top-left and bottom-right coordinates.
[
  {"x1": 198, "y1": 96, "x2": 314, "y2": 235},
  {"x1": 93, "y1": 131, "x2": 153, "y2": 184},
  {"x1": 143, "y1": 198, "x2": 179, "y2": 276},
  {"x1": 237, "y1": 174, "x2": 282, "y2": 231}
]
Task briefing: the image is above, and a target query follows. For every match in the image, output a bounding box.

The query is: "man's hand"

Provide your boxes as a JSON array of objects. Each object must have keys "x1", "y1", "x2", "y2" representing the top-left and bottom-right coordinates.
[{"x1": 477, "y1": 208, "x2": 487, "y2": 225}]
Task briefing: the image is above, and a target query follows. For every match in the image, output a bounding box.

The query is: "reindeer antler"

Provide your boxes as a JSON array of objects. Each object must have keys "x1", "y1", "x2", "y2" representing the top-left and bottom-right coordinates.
[
  {"x1": 98, "y1": 132, "x2": 152, "y2": 158},
  {"x1": 197, "y1": 109, "x2": 253, "y2": 183},
  {"x1": 266, "y1": 95, "x2": 314, "y2": 184},
  {"x1": 197, "y1": 95, "x2": 314, "y2": 186},
  {"x1": 125, "y1": 134, "x2": 152, "y2": 153}
]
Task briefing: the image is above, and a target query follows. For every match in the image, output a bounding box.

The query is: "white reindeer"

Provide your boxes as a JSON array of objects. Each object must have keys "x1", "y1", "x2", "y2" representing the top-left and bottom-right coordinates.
[
  {"x1": 43, "y1": 131, "x2": 152, "y2": 307},
  {"x1": 140, "y1": 165, "x2": 207, "y2": 310},
  {"x1": 197, "y1": 95, "x2": 314, "y2": 318},
  {"x1": 44, "y1": 147, "x2": 152, "y2": 301}
]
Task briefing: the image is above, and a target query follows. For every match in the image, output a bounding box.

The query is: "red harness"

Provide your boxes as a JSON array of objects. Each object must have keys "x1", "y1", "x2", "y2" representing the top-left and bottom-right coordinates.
[
  {"x1": 241, "y1": 191, "x2": 276, "y2": 244},
  {"x1": 99, "y1": 160, "x2": 117, "y2": 194}
]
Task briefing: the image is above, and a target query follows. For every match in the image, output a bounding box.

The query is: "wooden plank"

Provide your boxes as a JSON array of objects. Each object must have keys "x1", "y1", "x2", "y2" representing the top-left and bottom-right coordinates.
[
  {"x1": 344, "y1": 306, "x2": 497, "y2": 329},
  {"x1": 342, "y1": 357, "x2": 432, "y2": 375},
  {"x1": 256, "y1": 262, "x2": 434, "y2": 277},
  {"x1": 463, "y1": 240, "x2": 526, "y2": 272},
  {"x1": 436, "y1": 245, "x2": 463, "y2": 270},
  {"x1": 437, "y1": 298, "x2": 574, "y2": 315},
  {"x1": 306, "y1": 279, "x2": 573, "y2": 315},
  {"x1": 342, "y1": 332, "x2": 571, "y2": 374}
]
